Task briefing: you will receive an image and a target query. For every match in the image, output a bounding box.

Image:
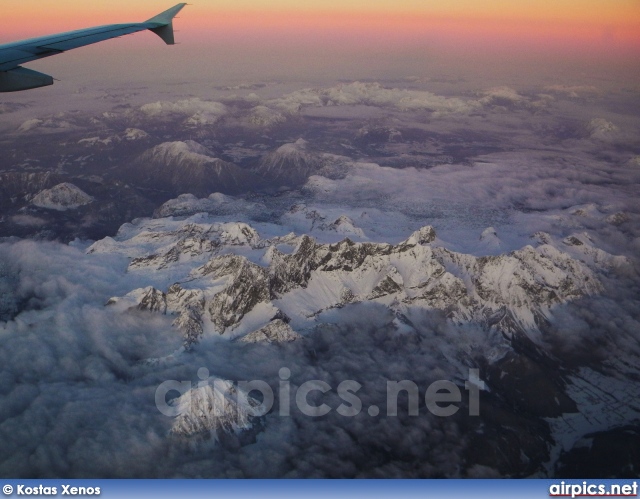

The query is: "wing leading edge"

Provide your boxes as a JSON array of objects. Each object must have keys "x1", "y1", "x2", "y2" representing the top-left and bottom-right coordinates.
[{"x1": 0, "y1": 3, "x2": 187, "y2": 92}]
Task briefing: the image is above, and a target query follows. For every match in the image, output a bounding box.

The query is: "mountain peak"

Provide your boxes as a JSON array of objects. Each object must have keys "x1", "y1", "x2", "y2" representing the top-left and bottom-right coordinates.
[
  {"x1": 170, "y1": 378, "x2": 261, "y2": 439},
  {"x1": 32, "y1": 182, "x2": 93, "y2": 211},
  {"x1": 239, "y1": 319, "x2": 301, "y2": 343},
  {"x1": 257, "y1": 139, "x2": 324, "y2": 184},
  {"x1": 403, "y1": 226, "x2": 437, "y2": 246},
  {"x1": 135, "y1": 141, "x2": 258, "y2": 197}
]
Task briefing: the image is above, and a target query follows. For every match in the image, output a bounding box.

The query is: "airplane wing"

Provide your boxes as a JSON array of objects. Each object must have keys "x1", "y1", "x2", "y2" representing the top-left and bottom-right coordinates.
[{"x1": 0, "y1": 3, "x2": 187, "y2": 92}]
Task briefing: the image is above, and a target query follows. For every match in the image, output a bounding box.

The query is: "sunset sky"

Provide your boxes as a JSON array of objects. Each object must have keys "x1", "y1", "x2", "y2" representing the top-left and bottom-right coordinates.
[
  {"x1": 4, "y1": 1, "x2": 640, "y2": 48},
  {"x1": 2, "y1": 1, "x2": 639, "y2": 85}
]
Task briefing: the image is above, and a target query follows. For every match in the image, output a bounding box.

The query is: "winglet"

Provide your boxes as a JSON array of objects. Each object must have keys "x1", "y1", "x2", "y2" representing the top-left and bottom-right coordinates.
[
  {"x1": 145, "y1": 3, "x2": 187, "y2": 45},
  {"x1": 146, "y1": 3, "x2": 187, "y2": 25}
]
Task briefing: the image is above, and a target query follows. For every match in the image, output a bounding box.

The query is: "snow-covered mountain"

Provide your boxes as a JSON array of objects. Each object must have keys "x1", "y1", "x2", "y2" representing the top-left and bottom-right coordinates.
[
  {"x1": 153, "y1": 192, "x2": 265, "y2": 219},
  {"x1": 170, "y1": 377, "x2": 262, "y2": 439},
  {"x1": 256, "y1": 139, "x2": 327, "y2": 185},
  {"x1": 31, "y1": 183, "x2": 93, "y2": 211},
  {"x1": 134, "y1": 140, "x2": 260, "y2": 196},
  {"x1": 79, "y1": 128, "x2": 150, "y2": 147},
  {"x1": 91, "y1": 214, "x2": 624, "y2": 352},
  {"x1": 86, "y1": 208, "x2": 638, "y2": 466},
  {"x1": 239, "y1": 319, "x2": 300, "y2": 343},
  {"x1": 246, "y1": 105, "x2": 286, "y2": 128},
  {"x1": 322, "y1": 215, "x2": 366, "y2": 238},
  {"x1": 587, "y1": 118, "x2": 618, "y2": 140}
]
